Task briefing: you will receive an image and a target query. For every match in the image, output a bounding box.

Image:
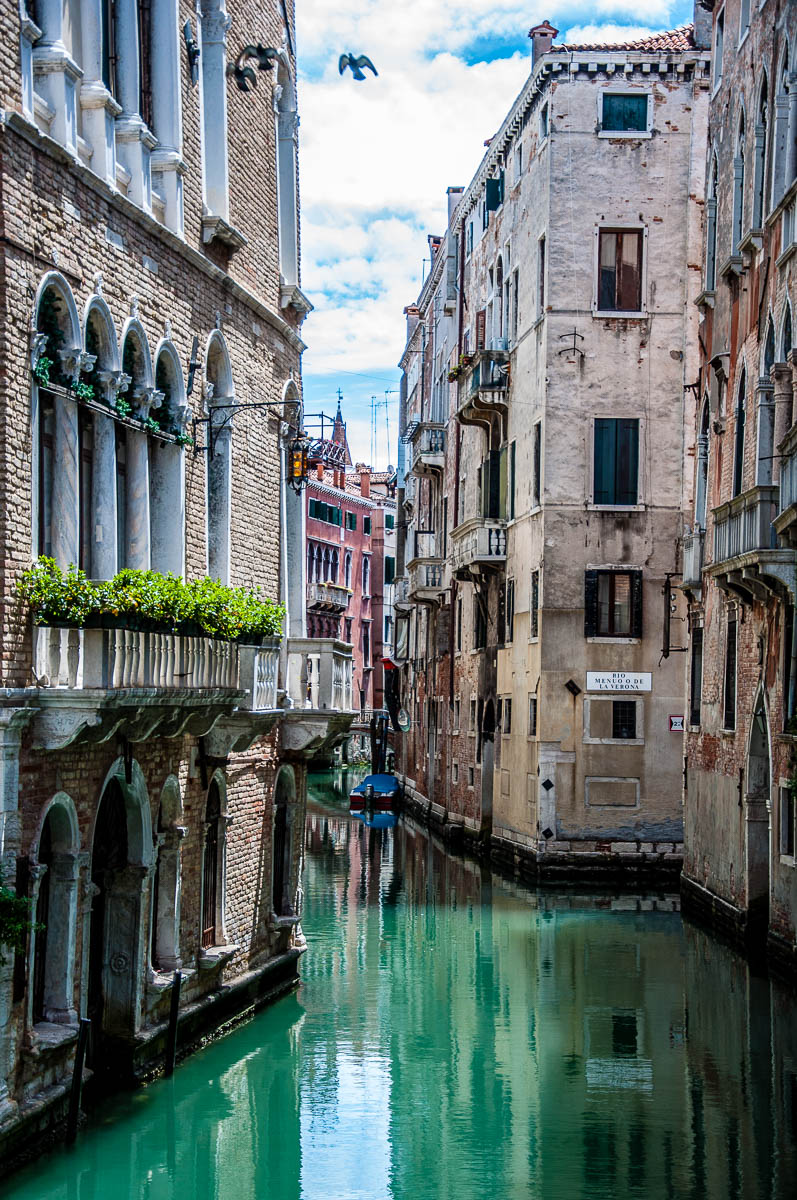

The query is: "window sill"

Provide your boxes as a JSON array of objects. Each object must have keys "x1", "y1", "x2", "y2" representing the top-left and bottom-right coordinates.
[
  {"x1": 779, "y1": 855, "x2": 797, "y2": 868},
  {"x1": 271, "y1": 912, "x2": 301, "y2": 929},
  {"x1": 201, "y1": 214, "x2": 247, "y2": 253},
  {"x1": 583, "y1": 737, "x2": 645, "y2": 747},
  {"x1": 592, "y1": 310, "x2": 647, "y2": 320},
  {"x1": 199, "y1": 943, "x2": 239, "y2": 970},
  {"x1": 776, "y1": 241, "x2": 797, "y2": 271},
  {"x1": 695, "y1": 289, "x2": 715, "y2": 311},
  {"x1": 718, "y1": 254, "x2": 743, "y2": 281},
  {"x1": 588, "y1": 503, "x2": 645, "y2": 513},
  {"x1": 721, "y1": 729, "x2": 736, "y2": 737},
  {"x1": 738, "y1": 228, "x2": 764, "y2": 255},
  {"x1": 597, "y1": 130, "x2": 651, "y2": 140},
  {"x1": 586, "y1": 637, "x2": 641, "y2": 645}
]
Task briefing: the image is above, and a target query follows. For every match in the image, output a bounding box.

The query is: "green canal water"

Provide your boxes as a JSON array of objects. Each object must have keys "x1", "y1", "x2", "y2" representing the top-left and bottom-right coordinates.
[{"x1": 6, "y1": 770, "x2": 797, "y2": 1199}]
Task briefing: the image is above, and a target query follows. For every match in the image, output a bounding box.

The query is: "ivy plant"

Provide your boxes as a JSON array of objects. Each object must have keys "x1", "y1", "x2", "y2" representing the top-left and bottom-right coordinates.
[{"x1": 0, "y1": 888, "x2": 41, "y2": 964}]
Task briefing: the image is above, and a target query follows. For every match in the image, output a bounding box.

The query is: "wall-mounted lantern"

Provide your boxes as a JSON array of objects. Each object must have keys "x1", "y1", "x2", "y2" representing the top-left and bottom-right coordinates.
[{"x1": 289, "y1": 432, "x2": 310, "y2": 493}]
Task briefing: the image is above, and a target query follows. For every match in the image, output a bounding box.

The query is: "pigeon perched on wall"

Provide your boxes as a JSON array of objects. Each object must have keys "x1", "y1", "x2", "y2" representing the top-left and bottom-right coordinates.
[{"x1": 339, "y1": 54, "x2": 378, "y2": 81}]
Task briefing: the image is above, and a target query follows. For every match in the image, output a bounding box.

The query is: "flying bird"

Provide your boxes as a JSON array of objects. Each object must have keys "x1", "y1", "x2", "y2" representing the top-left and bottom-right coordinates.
[{"x1": 339, "y1": 53, "x2": 378, "y2": 81}]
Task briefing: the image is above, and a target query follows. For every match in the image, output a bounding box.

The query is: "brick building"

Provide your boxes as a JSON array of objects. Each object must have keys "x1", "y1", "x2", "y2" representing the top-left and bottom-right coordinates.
[
  {"x1": 681, "y1": 0, "x2": 797, "y2": 968},
  {"x1": 393, "y1": 11, "x2": 711, "y2": 872},
  {"x1": 0, "y1": 0, "x2": 353, "y2": 1158}
]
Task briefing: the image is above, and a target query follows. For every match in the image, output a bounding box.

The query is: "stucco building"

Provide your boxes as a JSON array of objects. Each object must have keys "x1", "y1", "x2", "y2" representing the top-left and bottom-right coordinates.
[
  {"x1": 394, "y1": 11, "x2": 712, "y2": 874},
  {"x1": 681, "y1": 0, "x2": 797, "y2": 969},
  {"x1": 0, "y1": 0, "x2": 353, "y2": 1159}
]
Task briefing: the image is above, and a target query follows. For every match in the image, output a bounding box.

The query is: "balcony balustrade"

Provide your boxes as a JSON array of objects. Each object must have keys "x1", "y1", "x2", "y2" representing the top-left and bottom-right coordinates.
[
  {"x1": 285, "y1": 638, "x2": 354, "y2": 713},
  {"x1": 307, "y1": 580, "x2": 351, "y2": 613},
  {"x1": 709, "y1": 484, "x2": 794, "y2": 601},
  {"x1": 409, "y1": 424, "x2": 446, "y2": 478},
  {"x1": 450, "y1": 516, "x2": 507, "y2": 575},
  {"x1": 408, "y1": 559, "x2": 449, "y2": 602},
  {"x1": 681, "y1": 530, "x2": 705, "y2": 593},
  {"x1": 457, "y1": 348, "x2": 510, "y2": 432},
  {"x1": 775, "y1": 425, "x2": 797, "y2": 547},
  {"x1": 393, "y1": 575, "x2": 411, "y2": 610}
]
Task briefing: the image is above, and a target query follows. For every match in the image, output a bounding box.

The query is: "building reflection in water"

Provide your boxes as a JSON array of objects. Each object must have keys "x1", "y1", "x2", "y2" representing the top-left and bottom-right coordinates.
[{"x1": 5, "y1": 768, "x2": 796, "y2": 1200}]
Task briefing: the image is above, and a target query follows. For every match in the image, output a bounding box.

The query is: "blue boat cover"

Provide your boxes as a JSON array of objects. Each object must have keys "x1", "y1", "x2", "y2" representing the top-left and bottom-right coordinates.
[{"x1": 350, "y1": 773, "x2": 399, "y2": 795}]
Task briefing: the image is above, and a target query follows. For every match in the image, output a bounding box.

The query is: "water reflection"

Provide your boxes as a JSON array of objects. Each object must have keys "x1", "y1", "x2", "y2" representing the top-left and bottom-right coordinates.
[{"x1": 6, "y1": 769, "x2": 796, "y2": 1200}]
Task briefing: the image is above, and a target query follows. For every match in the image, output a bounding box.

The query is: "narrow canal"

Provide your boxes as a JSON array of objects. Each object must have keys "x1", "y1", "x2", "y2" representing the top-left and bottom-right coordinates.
[{"x1": 6, "y1": 771, "x2": 797, "y2": 1199}]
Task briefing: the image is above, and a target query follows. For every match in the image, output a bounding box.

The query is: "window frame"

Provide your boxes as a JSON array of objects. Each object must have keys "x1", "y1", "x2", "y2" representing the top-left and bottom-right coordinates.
[
  {"x1": 593, "y1": 224, "x2": 647, "y2": 318},
  {"x1": 585, "y1": 569, "x2": 643, "y2": 641},
  {"x1": 583, "y1": 696, "x2": 644, "y2": 746},
  {"x1": 598, "y1": 89, "x2": 652, "y2": 139},
  {"x1": 590, "y1": 416, "x2": 642, "y2": 510},
  {"x1": 723, "y1": 614, "x2": 738, "y2": 732}
]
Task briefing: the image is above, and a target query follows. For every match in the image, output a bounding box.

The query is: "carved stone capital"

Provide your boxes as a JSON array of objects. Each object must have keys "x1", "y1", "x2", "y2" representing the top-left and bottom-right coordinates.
[{"x1": 30, "y1": 331, "x2": 49, "y2": 370}]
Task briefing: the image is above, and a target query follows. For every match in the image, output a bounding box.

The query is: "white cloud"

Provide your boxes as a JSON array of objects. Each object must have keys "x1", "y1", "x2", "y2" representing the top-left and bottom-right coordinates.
[
  {"x1": 295, "y1": 0, "x2": 692, "y2": 450},
  {"x1": 561, "y1": 23, "x2": 669, "y2": 45}
]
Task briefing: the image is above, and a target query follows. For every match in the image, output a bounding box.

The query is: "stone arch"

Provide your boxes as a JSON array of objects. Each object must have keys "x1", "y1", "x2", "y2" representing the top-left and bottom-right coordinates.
[
  {"x1": 87, "y1": 758, "x2": 153, "y2": 1051},
  {"x1": 762, "y1": 314, "x2": 777, "y2": 376},
  {"x1": 29, "y1": 792, "x2": 81, "y2": 1028},
  {"x1": 120, "y1": 317, "x2": 154, "y2": 391},
  {"x1": 772, "y1": 41, "x2": 792, "y2": 208},
  {"x1": 272, "y1": 766, "x2": 297, "y2": 917},
  {"x1": 150, "y1": 775, "x2": 184, "y2": 974},
  {"x1": 200, "y1": 770, "x2": 229, "y2": 950},
  {"x1": 33, "y1": 271, "x2": 82, "y2": 358},
  {"x1": 83, "y1": 295, "x2": 120, "y2": 378},
  {"x1": 205, "y1": 331, "x2": 234, "y2": 583},
  {"x1": 745, "y1": 688, "x2": 772, "y2": 932},
  {"x1": 150, "y1": 339, "x2": 187, "y2": 575},
  {"x1": 753, "y1": 69, "x2": 769, "y2": 229}
]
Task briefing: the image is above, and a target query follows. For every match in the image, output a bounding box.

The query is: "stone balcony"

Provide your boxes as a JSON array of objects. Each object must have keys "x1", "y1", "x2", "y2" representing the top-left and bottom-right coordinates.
[
  {"x1": 774, "y1": 424, "x2": 797, "y2": 547},
  {"x1": 282, "y1": 638, "x2": 356, "y2": 757},
  {"x1": 393, "y1": 575, "x2": 411, "y2": 611},
  {"x1": 680, "y1": 530, "x2": 705, "y2": 594},
  {"x1": 457, "y1": 346, "x2": 509, "y2": 432},
  {"x1": 708, "y1": 485, "x2": 794, "y2": 602},
  {"x1": 408, "y1": 559, "x2": 449, "y2": 603},
  {"x1": 27, "y1": 627, "x2": 354, "y2": 757},
  {"x1": 307, "y1": 580, "x2": 351, "y2": 613},
  {"x1": 409, "y1": 424, "x2": 446, "y2": 478},
  {"x1": 451, "y1": 516, "x2": 507, "y2": 576}
]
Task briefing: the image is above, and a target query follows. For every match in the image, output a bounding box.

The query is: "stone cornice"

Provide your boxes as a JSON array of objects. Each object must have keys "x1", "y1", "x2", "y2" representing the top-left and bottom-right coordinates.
[{"x1": 0, "y1": 109, "x2": 306, "y2": 356}]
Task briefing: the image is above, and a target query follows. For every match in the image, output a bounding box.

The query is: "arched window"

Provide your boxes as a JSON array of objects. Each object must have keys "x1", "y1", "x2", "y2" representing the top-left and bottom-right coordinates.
[
  {"x1": 782, "y1": 301, "x2": 793, "y2": 361},
  {"x1": 733, "y1": 110, "x2": 746, "y2": 252},
  {"x1": 362, "y1": 556, "x2": 371, "y2": 596},
  {"x1": 32, "y1": 276, "x2": 82, "y2": 566},
  {"x1": 201, "y1": 779, "x2": 226, "y2": 949},
  {"x1": 307, "y1": 542, "x2": 315, "y2": 583},
  {"x1": 772, "y1": 46, "x2": 793, "y2": 210},
  {"x1": 150, "y1": 343, "x2": 187, "y2": 575},
  {"x1": 205, "y1": 333, "x2": 234, "y2": 584},
  {"x1": 83, "y1": 297, "x2": 120, "y2": 579},
  {"x1": 150, "y1": 778, "x2": 183, "y2": 973},
  {"x1": 764, "y1": 317, "x2": 776, "y2": 378},
  {"x1": 753, "y1": 73, "x2": 769, "y2": 230},
  {"x1": 331, "y1": 548, "x2": 339, "y2": 583},
  {"x1": 696, "y1": 399, "x2": 710, "y2": 530},
  {"x1": 30, "y1": 797, "x2": 80, "y2": 1028},
  {"x1": 344, "y1": 550, "x2": 353, "y2": 588},
  {"x1": 734, "y1": 366, "x2": 747, "y2": 497},
  {"x1": 706, "y1": 155, "x2": 719, "y2": 291}
]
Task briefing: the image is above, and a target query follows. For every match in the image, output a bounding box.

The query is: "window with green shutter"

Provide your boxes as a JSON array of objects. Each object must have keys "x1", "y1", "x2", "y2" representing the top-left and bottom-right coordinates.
[
  {"x1": 385, "y1": 514, "x2": 395, "y2": 530},
  {"x1": 385, "y1": 555, "x2": 395, "y2": 584},
  {"x1": 363, "y1": 516, "x2": 371, "y2": 535},
  {"x1": 345, "y1": 512, "x2": 357, "y2": 531},
  {"x1": 593, "y1": 418, "x2": 639, "y2": 506},
  {"x1": 601, "y1": 93, "x2": 648, "y2": 133},
  {"x1": 584, "y1": 569, "x2": 643, "y2": 638}
]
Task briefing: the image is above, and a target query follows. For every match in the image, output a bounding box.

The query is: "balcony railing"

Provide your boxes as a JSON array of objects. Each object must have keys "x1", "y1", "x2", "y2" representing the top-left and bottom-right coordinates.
[
  {"x1": 779, "y1": 431, "x2": 797, "y2": 515},
  {"x1": 239, "y1": 642, "x2": 280, "y2": 711},
  {"x1": 409, "y1": 424, "x2": 446, "y2": 477},
  {"x1": 285, "y1": 638, "x2": 354, "y2": 712},
  {"x1": 712, "y1": 485, "x2": 778, "y2": 564},
  {"x1": 32, "y1": 626, "x2": 241, "y2": 691},
  {"x1": 681, "y1": 530, "x2": 705, "y2": 590},
  {"x1": 466, "y1": 350, "x2": 509, "y2": 400},
  {"x1": 450, "y1": 517, "x2": 507, "y2": 573},
  {"x1": 408, "y1": 560, "x2": 449, "y2": 601},
  {"x1": 307, "y1": 580, "x2": 351, "y2": 613}
]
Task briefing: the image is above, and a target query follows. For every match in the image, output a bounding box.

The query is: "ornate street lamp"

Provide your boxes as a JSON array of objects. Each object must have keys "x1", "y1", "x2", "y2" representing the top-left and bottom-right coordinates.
[{"x1": 288, "y1": 432, "x2": 310, "y2": 493}]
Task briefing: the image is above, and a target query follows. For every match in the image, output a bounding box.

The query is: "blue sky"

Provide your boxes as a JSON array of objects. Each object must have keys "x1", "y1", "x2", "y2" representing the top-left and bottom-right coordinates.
[{"x1": 295, "y1": 1, "x2": 695, "y2": 467}]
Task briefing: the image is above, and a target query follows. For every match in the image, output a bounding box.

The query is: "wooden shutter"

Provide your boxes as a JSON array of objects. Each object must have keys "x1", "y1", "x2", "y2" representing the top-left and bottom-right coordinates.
[
  {"x1": 486, "y1": 177, "x2": 502, "y2": 211},
  {"x1": 584, "y1": 570, "x2": 599, "y2": 637},
  {"x1": 630, "y1": 570, "x2": 644, "y2": 638},
  {"x1": 510, "y1": 441, "x2": 516, "y2": 520},
  {"x1": 616, "y1": 419, "x2": 639, "y2": 505},
  {"x1": 617, "y1": 231, "x2": 643, "y2": 311},
  {"x1": 476, "y1": 309, "x2": 486, "y2": 351},
  {"x1": 593, "y1": 418, "x2": 615, "y2": 504}
]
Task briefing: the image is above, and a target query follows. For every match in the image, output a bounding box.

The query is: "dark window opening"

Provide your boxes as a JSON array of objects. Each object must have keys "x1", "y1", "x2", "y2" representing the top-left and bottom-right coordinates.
[
  {"x1": 724, "y1": 617, "x2": 737, "y2": 731},
  {"x1": 598, "y1": 230, "x2": 643, "y2": 312},
  {"x1": 530, "y1": 570, "x2": 540, "y2": 639},
  {"x1": 202, "y1": 783, "x2": 221, "y2": 949},
  {"x1": 782, "y1": 787, "x2": 796, "y2": 858},
  {"x1": 612, "y1": 700, "x2": 637, "y2": 740},
  {"x1": 137, "y1": 1, "x2": 153, "y2": 128},
  {"x1": 38, "y1": 393, "x2": 55, "y2": 559},
  {"x1": 585, "y1": 570, "x2": 642, "y2": 639},
  {"x1": 690, "y1": 627, "x2": 704, "y2": 727},
  {"x1": 528, "y1": 696, "x2": 538, "y2": 736},
  {"x1": 79, "y1": 410, "x2": 94, "y2": 574},
  {"x1": 602, "y1": 94, "x2": 648, "y2": 132},
  {"x1": 612, "y1": 1012, "x2": 637, "y2": 1058}
]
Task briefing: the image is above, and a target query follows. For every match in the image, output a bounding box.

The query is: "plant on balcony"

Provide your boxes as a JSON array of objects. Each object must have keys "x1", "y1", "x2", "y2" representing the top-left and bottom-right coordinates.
[
  {"x1": 115, "y1": 394, "x2": 132, "y2": 417},
  {"x1": 447, "y1": 367, "x2": 461, "y2": 382},
  {"x1": 72, "y1": 379, "x2": 95, "y2": 403},
  {"x1": 18, "y1": 558, "x2": 95, "y2": 626},
  {"x1": 34, "y1": 290, "x2": 70, "y2": 389},
  {"x1": 19, "y1": 559, "x2": 284, "y2": 642}
]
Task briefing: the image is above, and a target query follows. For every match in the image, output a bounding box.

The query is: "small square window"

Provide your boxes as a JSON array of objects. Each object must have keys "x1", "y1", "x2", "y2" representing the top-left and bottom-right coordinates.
[
  {"x1": 601, "y1": 93, "x2": 649, "y2": 134},
  {"x1": 452, "y1": 761, "x2": 459, "y2": 784},
  {"x1": 468, "y1": 765, "x2": 475, "y2": 787},
  {"x1": 612, "y1": 700, "x2": 637, "y2": 740},
  {"x1": 585, "y1": 570, "x2": 642, "y2": 639}
]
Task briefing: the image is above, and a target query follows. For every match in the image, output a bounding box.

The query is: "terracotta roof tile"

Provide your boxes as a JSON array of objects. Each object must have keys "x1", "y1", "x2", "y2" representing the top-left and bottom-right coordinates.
[{"x1": 556, "y1": 24, "x2": 695, "y2": 54}]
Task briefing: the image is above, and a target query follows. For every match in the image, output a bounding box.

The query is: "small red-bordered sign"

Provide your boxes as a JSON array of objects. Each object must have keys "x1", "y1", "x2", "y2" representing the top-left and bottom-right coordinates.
[{"x1": 669, "y1": 715, "x2": 685, "y2": 732}]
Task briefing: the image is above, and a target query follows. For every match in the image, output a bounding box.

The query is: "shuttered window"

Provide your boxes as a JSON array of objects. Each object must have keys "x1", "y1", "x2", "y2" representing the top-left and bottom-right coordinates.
[
  {"x1": 598, "y1": 230, "x2": 643, "y2": 312},
  {"x1": 724, "y1": 618, "x2": 737, "y2": 730},
  {"x1": 584, "y1": 570, "x2": 643, "y2": 638},
  {"x1": 594, "y1": 418, "x2": 639, "y2": 506},
  {"x1": 601, "y1": 94, "x2": 648, "y2": 132},
  {"x1": 690, "y1": 627, "x2": 704, "y2": 727}
]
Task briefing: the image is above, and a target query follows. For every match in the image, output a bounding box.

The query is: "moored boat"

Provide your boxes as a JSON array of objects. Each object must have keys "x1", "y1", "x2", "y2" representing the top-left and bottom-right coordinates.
[{"x1": 349, "y1": 772, "x2": 401, "y2": 813}]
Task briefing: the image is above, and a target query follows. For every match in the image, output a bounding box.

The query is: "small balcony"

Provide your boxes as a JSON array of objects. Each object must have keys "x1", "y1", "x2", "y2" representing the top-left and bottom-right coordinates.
[
  {"x1": 709, "y1": 485, "x2": 794, "y2": 601},
  {"x1": 457, "y1": 347, "x2": 509, "y2": 431},
  {"x1": 408, "y1": 560, "x2": 449, "y2": 603},
  {"x1": 450, "y1": 517, "x2": 507, "y2": 576},
  {"x1": 409, "y1": 424, "x2": 446, "y2": 478},
  {"x1": 393, "y1": 575, "x2": 411, "y2": 611},
  {"x1": 774, "y1": 424, "x2": 797, "y2": 546},
  {"x1": 680, "y1": 530, "x2": 705, "y2": 593},
  {"x1": 307, "y1": 580, "x2": 351, "y2": 613},
  {"x1": 285, "y1": 638, "x2": 354, "y2": 712}
]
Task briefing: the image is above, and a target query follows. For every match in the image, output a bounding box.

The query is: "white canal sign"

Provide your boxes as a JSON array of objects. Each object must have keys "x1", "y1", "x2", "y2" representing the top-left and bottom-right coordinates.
[{"x1": 586, "y1": 671, "x2": 652, "y2": 693}]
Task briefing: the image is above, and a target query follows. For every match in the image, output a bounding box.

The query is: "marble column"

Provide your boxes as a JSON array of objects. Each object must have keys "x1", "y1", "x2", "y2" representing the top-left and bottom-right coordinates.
[
  {"x1": 199, "y1": 2, "x2": 231, "y2": 220},
  {"x1": 114, "y1": 0, "x2": 155, "y2": 210},
  {"x1": 18, "y1": 1, "x2": 41, "y2": 121},
  {"x1": 150, "y1": 0, "x2": 185, "y2": 233},
  {"x1": 43, "y1": 852, "x2": 81, "y2": 1024},
  {"x1": 51, "y1": 393, "x2": 80, "y2": 568},
  {"x1": 126, "y1": 427, "x2": 151, "y2": 570},
  {"x1": 32, "y1": 0, "x2": 82, "y2": 153},
  {"x1": 754, "y1": 378, "x2": 776, "y2": 485},
  {"x1": 79, "y1": 0, "x2": 121, "y2": 184},
  {"x1": 92, "y1": 398, "x2": 119, "y2": 580}
]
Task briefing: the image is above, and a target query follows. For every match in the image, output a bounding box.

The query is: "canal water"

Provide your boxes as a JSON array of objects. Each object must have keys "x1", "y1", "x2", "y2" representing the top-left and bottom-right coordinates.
[{"x1": 6, "y1": 771, "x2": 797, "y2": 1199}]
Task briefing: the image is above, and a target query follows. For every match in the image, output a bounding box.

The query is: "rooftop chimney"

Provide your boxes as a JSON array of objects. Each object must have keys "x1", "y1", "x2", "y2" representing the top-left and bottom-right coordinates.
[
  {"x1": 447, "y1": 186, "x2": 464, "y2": 225},
  {"x1": 316, "y1": 462, "x2": 324, "y2": 481},
  {"x1": 529, "y1": 20, "x2": 559, "y2": 65},
  {"x1": 360, "y1": 468, "x2": 371, "y2": 499}
]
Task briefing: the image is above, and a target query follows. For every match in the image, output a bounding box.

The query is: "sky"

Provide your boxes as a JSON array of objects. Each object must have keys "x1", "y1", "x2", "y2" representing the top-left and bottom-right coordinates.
[{"x1": 295, "y1": 1, "x2": 695, "y2": 468}]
